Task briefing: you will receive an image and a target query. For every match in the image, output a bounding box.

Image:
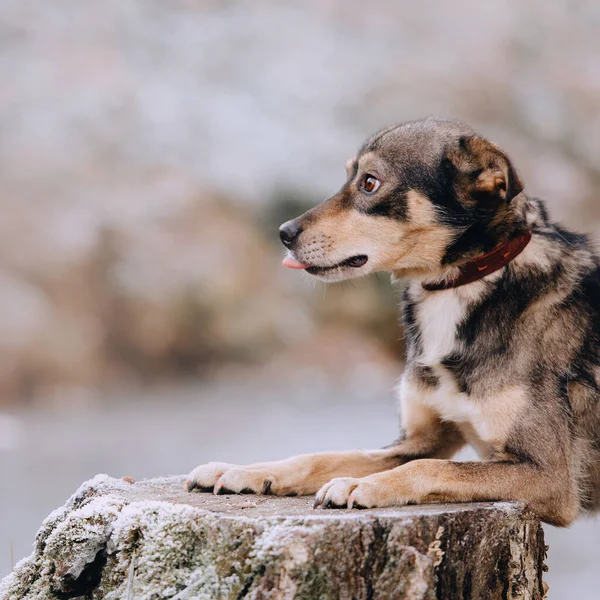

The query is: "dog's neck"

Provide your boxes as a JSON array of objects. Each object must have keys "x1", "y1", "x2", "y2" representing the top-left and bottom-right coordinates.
[{"x1": 421, "y1": 230, "x2": 532, "y2": 291}]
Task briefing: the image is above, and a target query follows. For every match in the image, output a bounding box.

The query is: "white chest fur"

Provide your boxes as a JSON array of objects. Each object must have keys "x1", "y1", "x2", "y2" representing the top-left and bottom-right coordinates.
[
  {"x1": 399, "y1": 373, "x2": 492, "y2": 459},
  {"x1": 416, "y1": 289, "x2": 466, "y2": 365},
  {"x1": 402, "y1": 286, "x2": 493, "y2": 456}
]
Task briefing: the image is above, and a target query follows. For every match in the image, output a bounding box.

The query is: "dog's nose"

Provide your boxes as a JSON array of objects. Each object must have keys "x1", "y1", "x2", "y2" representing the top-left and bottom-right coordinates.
[{"x1": 279, "y1": 221, "x2": 302, "y2": 248}]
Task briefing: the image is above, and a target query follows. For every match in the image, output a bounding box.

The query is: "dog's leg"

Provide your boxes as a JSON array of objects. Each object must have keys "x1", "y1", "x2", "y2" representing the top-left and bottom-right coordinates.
[
  {"x1": 314, "y1": 457, "x2": 579, "y2": 526},
  {"x1": 313, "y1": 384, "x2": 580, "y2": 525},
  {"x1": 186, "y1": 450, "x2": 405, "y2": 497},
  {"x1": 186, "y1": 403, "x2": 465, "y2": 496}
]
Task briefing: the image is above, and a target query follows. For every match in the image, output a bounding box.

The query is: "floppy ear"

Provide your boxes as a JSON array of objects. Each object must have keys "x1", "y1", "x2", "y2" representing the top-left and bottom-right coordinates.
[{"x1": 448, "y1": 135, "x2": 523, "y2": 204}]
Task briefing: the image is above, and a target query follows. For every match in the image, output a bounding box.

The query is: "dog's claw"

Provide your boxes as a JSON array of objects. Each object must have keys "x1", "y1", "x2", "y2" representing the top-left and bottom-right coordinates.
[
  {"x1": 214, "y1": 483, "x2": 235, "y2": 495},
  {"x1": 186, "y1": 480, "x2": 214, "y2": 493}
]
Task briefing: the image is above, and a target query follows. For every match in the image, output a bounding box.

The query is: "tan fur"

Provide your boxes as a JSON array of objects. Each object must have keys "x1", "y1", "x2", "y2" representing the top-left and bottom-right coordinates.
[
  {"x1": 292, "y1": 189, "x2": 455, "y2": 281},
  {"x1": 187, "y1": 449, "x2": 407, "y2": 497},
  {"x1": 188, "y1": 117, "x2": 600, "y2": 527},
  {"x1": 478, "y1": 385, "x2": 529, "y2": 449},
  {"x1": 314, "y1": 458, "x2": 578, "y2": 526},
  {"x1": 448, "y1": 136, "x2": 524, "y2": 206}
]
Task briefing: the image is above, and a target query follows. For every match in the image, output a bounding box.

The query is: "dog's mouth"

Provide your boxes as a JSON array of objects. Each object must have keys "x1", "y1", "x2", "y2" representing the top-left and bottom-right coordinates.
[
  {"x1": 307, "y1": 255, "x2": 369, "y2": 275},
  {"x1": 283, "y1": 254, "x2": 369, "y2": 275}
]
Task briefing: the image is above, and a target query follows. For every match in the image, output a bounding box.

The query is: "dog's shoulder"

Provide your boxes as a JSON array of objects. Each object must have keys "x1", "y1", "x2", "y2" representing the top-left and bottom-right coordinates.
[{"x1": 401, "y1": 199, "x2": 600, "y2": 399}]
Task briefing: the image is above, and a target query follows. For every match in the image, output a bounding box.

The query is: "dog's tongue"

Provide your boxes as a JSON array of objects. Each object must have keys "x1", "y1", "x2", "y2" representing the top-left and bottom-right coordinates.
[{"x1": 282, "y1": 256, "x2": 309, "y2": 269}]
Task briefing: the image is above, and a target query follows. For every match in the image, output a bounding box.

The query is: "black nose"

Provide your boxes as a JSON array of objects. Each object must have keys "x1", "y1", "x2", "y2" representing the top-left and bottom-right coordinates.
[{"x1": 279, "y1": 221, "x2": 302, "y2": 248}]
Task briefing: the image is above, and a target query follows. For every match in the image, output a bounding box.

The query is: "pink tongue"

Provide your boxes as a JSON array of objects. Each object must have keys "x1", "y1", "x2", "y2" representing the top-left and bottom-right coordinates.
[{"x1": 282, "y1": 256, "x2": 309, "y2": 269}]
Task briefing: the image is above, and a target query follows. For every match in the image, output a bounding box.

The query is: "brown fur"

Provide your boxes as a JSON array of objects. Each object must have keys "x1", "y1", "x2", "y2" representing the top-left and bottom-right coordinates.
[{"x1": 187, "y1": 117, "x2": 600, "y2": 527}]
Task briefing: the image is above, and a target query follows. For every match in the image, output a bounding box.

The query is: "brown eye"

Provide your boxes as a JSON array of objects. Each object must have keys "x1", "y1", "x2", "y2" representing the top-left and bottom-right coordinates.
[{"x1": 361, "y1": 175, "x2": 380, "y2": 194}]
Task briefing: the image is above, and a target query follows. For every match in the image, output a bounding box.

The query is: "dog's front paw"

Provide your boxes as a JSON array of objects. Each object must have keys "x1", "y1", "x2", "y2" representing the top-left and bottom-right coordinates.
[
  {"x1": 313, "y1": 477, "x2": 360, "y2": 508},
  {"x1": 314, "y1": 475, "x2": 405, "y2": 509},
  {"x1": 213, "y1": 467, "x2": 276, "y2": 495},
  {"x1": 186, "y1": 463, "x2": 280, "y2": 495},
  {"x1": 186, "y1": 462, "x2": 237, "y2": 492},
  {"x1": 346, "y1": 480, "x2": 393, "y2": 509}
]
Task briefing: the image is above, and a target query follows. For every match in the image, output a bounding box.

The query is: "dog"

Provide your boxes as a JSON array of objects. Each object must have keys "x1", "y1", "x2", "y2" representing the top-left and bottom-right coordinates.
[{"x1": 186, "y1": 117, "x2": 600, "y2": 526}]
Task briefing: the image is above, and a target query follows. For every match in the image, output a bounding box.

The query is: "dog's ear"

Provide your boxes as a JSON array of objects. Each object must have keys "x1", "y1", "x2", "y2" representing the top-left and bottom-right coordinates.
[
  {"x1": 447, "y1": 135, "x2": 523, "y2": 204},
  {"x1": 345, "y1": 156, "x2": 358, "y2": 180}
]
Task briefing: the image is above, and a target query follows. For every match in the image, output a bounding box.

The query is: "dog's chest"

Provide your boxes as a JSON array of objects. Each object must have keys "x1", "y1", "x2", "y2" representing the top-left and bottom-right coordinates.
[
  {"x1": 416, "y1": 290, "x2": 465, "y2": 366},
  {"x1": 406, "y1": 290, "x2": 497, "y2": 456},
  {"x1": 414, "y1": 291, "x2": 482, "y2": 424}
]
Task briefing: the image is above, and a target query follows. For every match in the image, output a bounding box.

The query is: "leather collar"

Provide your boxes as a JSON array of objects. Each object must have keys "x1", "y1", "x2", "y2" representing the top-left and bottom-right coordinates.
[{"x1": 422, "y1": 230, "x2": 533, "y2": 292}]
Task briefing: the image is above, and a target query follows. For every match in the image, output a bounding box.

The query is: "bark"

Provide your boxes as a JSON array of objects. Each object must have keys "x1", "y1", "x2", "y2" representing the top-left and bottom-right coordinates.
[{"x1": 0, "y1": 475, "x2": 547, "y2": 600}]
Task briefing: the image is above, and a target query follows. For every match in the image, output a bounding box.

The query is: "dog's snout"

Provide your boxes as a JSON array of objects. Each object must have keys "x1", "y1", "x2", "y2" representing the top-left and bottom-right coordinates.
[{"x1": 279, "y1": 221, "x2": 303, "y2": 248}]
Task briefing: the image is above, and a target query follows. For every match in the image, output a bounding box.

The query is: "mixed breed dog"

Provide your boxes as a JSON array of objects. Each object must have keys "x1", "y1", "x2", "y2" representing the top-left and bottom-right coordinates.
[{"x1": 187, "y1": 117, "x2": 600, "y2": 527}]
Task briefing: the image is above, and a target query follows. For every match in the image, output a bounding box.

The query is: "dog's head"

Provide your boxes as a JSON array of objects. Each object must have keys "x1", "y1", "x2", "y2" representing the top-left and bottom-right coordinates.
[{"x1": 279, "y1": 117, "x2": 525, "y2": 282}]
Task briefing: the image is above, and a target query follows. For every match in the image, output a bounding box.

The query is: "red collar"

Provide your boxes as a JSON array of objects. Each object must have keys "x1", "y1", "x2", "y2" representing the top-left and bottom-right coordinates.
[{"x1": 422, "y1": 230, "x2": 532, "y2": 291}]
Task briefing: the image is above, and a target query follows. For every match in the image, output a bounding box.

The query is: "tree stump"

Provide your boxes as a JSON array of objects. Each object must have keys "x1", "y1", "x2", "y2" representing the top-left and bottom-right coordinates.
[{"x1": 0, "y1": 475, "x2": 547, "y2": 599}]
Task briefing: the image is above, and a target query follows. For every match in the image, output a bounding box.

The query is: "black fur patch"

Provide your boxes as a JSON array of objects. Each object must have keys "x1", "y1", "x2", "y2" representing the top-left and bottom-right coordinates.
[
  {"x1": 440, "y1": 352, "x2": 470, "y2": 395},
  {"x1": 402, "y1": 291, "x2": 422, "y2": 357},
  {"x1": 441, "y1": 222, "x2": 500, "y2": 265},
  {"x1": 365, "y1": 186, "x2": 409, "y2": 220},
  {"x1": 410, "y1": 163, "x2": 467, "y2": 219}
]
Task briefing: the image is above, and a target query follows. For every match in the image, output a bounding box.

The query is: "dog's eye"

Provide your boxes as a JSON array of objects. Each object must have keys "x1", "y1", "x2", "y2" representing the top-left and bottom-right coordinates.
[{"x1": 360, "y1": 175, "x2": 380, "y2": 194}]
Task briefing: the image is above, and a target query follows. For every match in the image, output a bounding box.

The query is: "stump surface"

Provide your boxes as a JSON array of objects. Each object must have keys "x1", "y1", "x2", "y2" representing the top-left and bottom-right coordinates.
[{"x1": 0, "y1": 475, "x2": 546, "y2": 599}]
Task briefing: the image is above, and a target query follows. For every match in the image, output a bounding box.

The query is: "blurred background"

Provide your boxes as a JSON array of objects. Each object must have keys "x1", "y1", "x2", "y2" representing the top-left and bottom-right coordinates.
[{"x1": 1, "y1": 0, "x2": 599, "y2": 596}]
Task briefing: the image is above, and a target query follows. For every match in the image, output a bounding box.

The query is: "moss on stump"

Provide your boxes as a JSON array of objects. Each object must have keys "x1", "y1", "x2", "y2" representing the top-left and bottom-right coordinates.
[{"x1": 0, "y1": 475, "x2": 546, "y2": 599}]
